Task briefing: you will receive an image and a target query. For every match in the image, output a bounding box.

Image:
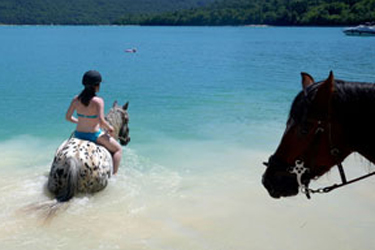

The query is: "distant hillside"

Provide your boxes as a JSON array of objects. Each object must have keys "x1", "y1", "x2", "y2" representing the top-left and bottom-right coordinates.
[
  {"x1": 1, "y1": 0, "x2": 374, "y2": 25},
  {"x1": 0, "y1": 0, "x2": 216, "y2": 24},
  {"x1": 116, "y1": 0, "x2": 375, "y2": 26}
]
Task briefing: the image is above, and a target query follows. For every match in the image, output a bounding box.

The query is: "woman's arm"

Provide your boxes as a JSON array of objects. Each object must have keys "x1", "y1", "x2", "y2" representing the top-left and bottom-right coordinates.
[{"x1": 66, "y1": 97, "x2": 78, "y2": 124}]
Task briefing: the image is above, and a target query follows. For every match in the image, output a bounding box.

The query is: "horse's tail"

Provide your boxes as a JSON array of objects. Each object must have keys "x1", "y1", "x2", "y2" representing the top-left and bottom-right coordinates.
[
  {"x1": 20, "y1": 157, "x2": 80, "y2": 224},
  {"x1": 55, "y1": 157, "x2": 80, "y2": 202},
  {"x1": 20, "y1": 200, "x2": 69, "y2": 224}
]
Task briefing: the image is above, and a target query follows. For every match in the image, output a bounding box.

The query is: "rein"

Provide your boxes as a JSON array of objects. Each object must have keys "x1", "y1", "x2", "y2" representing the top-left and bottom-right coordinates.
[
  {"x1": 290, "y1": 114, "x2": 375, "y2": 199},
  {"x1": 291, "y1": 161, "x2": 375, "y2": 199}
]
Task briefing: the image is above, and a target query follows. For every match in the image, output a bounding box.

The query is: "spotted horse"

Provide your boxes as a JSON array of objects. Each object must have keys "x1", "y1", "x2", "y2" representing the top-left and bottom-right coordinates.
[{"x1": 47, "y1": 101, "x2": 130, "y2": 202}]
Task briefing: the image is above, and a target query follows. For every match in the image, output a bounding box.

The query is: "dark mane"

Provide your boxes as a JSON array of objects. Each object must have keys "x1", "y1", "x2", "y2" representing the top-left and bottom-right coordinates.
[
  {"x1": 333, "y1": 80, "x2": 375, "y2": 117},
  {"x1": 290, "y1": 80, "x2": 375, "y2": 123},
  {"x1": 289, "y1": 79, "x2": 375, "y2": 153}
]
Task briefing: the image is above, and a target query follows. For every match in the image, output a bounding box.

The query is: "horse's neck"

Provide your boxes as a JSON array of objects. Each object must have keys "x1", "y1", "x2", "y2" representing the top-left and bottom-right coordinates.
[
  {"x1": 105, "y1": 111, "x2": 121, "y2": 139},
  {"x1": 334, "y1": 81, "x2": 375, "y2": 123},
  {"x1": 334, "y1": 81, "x2": 375, "y2": 158}
]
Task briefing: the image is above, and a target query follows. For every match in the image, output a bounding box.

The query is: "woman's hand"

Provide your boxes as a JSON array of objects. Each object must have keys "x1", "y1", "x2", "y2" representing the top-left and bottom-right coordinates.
[{"x1": 107, "y1": 125, "x2": 115, "y2": 137}]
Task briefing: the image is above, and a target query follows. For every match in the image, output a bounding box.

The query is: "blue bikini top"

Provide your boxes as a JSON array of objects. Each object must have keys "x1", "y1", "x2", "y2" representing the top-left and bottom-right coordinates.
[{"x1": 77, "y1": 113, "x2": 98, "y2": 119}]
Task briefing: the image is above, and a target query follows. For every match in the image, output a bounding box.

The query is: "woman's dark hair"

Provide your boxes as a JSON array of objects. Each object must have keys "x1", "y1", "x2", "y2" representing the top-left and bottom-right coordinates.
[
  {"x1": 78, "y1": 85, "x2": 98, "y2": 106},
  {"x1": 78, "y1": 70, "x2": 102, "y2": 106}
]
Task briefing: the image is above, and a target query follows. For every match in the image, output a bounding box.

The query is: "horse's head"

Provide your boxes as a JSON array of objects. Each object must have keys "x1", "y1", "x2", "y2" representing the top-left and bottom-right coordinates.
[
  {"x1": 262, "y1": 72, "x2": 350, "y2": 199},
  {"x1": 106, "y1": 101, "x2": 130, "y2": 146}
]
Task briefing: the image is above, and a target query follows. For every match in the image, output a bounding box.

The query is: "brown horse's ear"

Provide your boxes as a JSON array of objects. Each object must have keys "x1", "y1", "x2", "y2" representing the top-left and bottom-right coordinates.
[
  {"x1": 301, "y1": 72, "x2": 315, "y2": 96},
  {"x1": 318, "y1": 71, "x2": 335, "y2": 96},
  {"x1": 324, "y1": 71, "x2": 335, "y2": 93},
  {"x1": 112, "y1": 100, "x2": 118, "y2": 108},
  {"x1": 314, "y1": 71, "x2": 335, "y2": 109},
  {"x1": 123, "y1": 102, "x2": 129, "y2": 110}
]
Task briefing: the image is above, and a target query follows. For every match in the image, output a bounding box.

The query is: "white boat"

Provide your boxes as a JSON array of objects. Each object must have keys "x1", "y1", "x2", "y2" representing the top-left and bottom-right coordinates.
[{"x1": 343, "y1": 23, "x2": 375, "y2": 36}]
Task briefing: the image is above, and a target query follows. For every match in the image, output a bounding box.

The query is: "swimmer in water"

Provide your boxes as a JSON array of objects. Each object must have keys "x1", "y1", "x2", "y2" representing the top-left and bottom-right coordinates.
[{"x1": 125, "y1": 48, "x2": 137, "y2": 53}]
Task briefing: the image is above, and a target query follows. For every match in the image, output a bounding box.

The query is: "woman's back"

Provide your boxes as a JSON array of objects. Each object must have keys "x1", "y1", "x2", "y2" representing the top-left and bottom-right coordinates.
[
  {"x1": 65, "y1": 70, "x2": 123, "y2": 174},
  {"x1": 75, "y1": 96, "x2": 101, "y2": 133}
]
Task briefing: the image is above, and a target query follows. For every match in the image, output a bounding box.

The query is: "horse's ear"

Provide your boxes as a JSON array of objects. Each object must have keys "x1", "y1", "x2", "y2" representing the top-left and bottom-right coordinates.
[
  {"x1": 314, "y1": 71, "x2": 335, "y2": 108},
  {"x1": 324, "y1": 71, "x2": 335, "y2": 93},
  {"x1": 301, "y1": 72, "x2": 315, "y2": 96},
  {"x1": 112, "y1": 100, "x2": 118, "y2": 108},
  {"x1": 318, "y1": 71, "x2": 335, "y2": 95},
  {"x1": 123, "y1": 102, "x2": 129, "y2": 110}
]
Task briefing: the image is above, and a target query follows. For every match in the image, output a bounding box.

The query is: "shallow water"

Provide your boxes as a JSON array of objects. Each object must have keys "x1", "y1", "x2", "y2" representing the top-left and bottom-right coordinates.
[
  {"x1": 2, "y1": 136, "x2": 375, "y2": 250},
  {"x1": 1, "y1": 26, "x2": 375, "y2": 249}
]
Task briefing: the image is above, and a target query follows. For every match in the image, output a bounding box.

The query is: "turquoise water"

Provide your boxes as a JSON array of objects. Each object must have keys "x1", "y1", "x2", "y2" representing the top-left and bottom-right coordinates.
[
  {"x1": 2, "y1": 26, "x2": 374, "y2": 148},
  {"x1": 1, "y1": 26, "x2": 375, "y2": 250}
]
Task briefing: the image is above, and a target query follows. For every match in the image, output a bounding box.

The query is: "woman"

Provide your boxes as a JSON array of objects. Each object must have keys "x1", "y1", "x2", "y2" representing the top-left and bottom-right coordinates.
[{"x1": 65, "y1": 70, "x2": 122, "y2": 174}]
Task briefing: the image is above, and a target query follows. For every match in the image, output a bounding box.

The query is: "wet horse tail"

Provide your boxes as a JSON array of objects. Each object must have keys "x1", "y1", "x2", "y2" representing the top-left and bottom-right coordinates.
[
  {"x1": 55, "y1": 157, "x2": 80, "y2": 202},
  {"x1": 20, "y1": 156, "x2": 80, "y2": 223}
]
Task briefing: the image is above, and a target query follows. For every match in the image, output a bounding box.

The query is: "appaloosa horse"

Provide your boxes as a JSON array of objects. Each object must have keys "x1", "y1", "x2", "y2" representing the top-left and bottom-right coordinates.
[
  {"x1": 262, "y1": 72, "x2": 375, "y2": 199},
  {"x1": 47, "y1": 101, "x2": 130, "y2": 202}
]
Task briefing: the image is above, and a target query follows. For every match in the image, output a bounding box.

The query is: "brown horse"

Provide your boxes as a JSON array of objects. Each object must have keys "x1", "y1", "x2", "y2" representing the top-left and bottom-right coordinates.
[{"x1": 262, "y1": 71, "x2": 375, "y2": 199}]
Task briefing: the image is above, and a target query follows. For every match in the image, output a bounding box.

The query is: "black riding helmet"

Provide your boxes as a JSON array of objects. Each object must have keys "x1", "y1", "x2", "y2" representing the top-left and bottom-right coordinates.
[{"x1": 82, "y1": 70, "x2": 102, "y2": 86}]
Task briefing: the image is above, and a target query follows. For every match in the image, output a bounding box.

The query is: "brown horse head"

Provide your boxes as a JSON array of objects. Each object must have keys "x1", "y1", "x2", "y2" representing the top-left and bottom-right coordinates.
[{"x1": 262, "y1": 72, "x2": 352, "y2": 198}]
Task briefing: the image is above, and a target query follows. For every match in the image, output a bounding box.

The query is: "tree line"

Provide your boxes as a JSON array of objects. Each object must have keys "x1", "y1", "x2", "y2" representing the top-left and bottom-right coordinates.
[
  {"x1": 0, "y1": 0, "x2": 215, "y2": 24},
  {"x1": 0, "y1": 0, "x2": 374, "y2": 25},
  {"x1": 115, "y1": 0, "x2": 375, "y2": 26}
]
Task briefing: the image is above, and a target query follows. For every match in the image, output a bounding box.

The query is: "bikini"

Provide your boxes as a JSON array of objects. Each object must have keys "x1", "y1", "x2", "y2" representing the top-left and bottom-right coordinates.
[
  {"x1": 74, "y1": 113, "x2": 103, "y2": 142},
  {"x1": 77, "y1": 113, "x2": 98, "y2": 119}
]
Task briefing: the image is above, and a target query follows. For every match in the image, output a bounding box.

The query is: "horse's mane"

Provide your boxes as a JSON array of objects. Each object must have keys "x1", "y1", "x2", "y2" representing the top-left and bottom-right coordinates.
[
  {"x1": 105, "y1": 106, "x2": 126, "y2": 137},
  {"x1": 333, "y1": 80, "x2": 375, "y2": 125},
  {"x1": 289, "y1": 79, "x2": 375, "y2": 155},
  {"x1": 290, "y1": 80, "x2": 375, "y2": 123}
]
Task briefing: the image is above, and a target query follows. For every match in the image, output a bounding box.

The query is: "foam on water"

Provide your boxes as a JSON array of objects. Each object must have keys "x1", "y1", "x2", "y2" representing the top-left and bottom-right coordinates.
[{"x1": 1, "y1": 135, "x2": 375, "y2": 250}]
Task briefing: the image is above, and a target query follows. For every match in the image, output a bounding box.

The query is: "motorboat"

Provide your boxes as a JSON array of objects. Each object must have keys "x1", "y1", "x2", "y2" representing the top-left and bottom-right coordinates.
[{"x1": 343, "y1": 22, "x2": 375, "y2": 36}]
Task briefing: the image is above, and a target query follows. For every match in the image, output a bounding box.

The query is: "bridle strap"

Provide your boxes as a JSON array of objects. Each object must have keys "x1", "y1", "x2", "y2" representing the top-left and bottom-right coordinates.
[
  {"x1": 337, "y1": 163, "x2": 347, "y2": 184},
  {"x1": 118, "y1": 135, "x2": 129, "y2": 142},
  {"x1": 274, "y1": 108, "x2": 375, "y2": 199},
  {"x1": 308, "y1": 162, "x2": 375, "y2": 195},
  {"x1": 290, "y1": 160, "x2": 375, "y2": 199},
  {"x1": 286, "y1": 88, "x2": 375, "y2": 198},
  {"x1": 310, "y1": 116, "x2": 375, "y2": 194}
]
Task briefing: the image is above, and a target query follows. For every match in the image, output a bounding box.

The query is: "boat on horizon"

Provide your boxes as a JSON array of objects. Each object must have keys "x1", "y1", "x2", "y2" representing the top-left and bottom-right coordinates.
[{"x1": 343, "y1": 22, "x2": 375, "y2": 36}]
